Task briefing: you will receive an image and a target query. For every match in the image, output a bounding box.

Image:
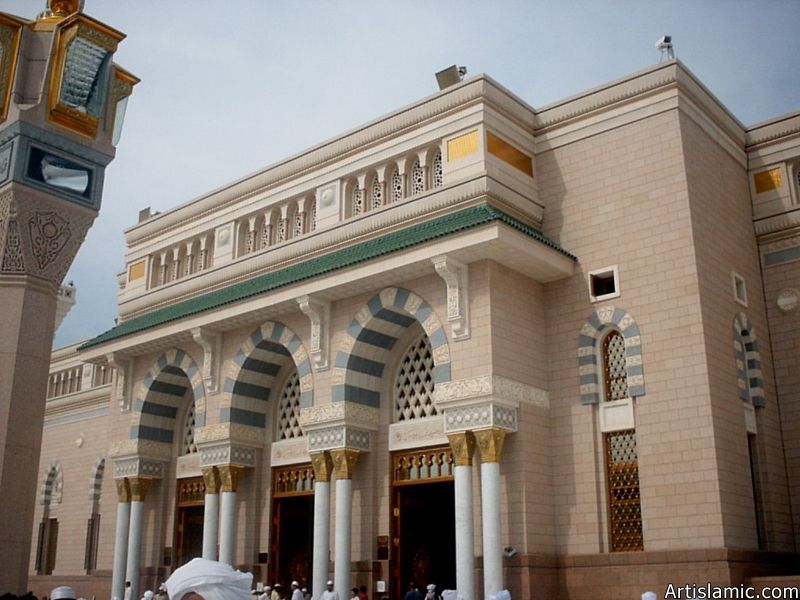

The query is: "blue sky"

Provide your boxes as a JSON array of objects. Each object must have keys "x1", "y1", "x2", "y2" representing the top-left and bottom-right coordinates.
[{"x1": 3, "y1": 0, "x2": 799, "y2": 347}]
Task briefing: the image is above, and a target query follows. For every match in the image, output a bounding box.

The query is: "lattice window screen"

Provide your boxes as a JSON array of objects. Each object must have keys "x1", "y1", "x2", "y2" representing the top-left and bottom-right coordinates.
[
  {"x1": 391, "y1": 168, "x2": 403, "y2": 203},
  {"x1": 278, "y1": 370, "x2": 303, "y2": 440},
  {"x1": 605, "y1": 429, "x2": 643, "y2": 551},
  {"x1": 432, "y1": 150, "x2": 443, "y2": 188},
  {"x1": 371, "y1": 177, "x2": 383, "y2": 209},
  {"x1": 394, "y1": 334, "x2": 436, "y2": 421},
  {"x1": 352, "y1": 186, "x2": 364, "y2": 216},
  {"x1": 603, "y1": 330, "x2": 628, "y2": 401},
  {"x1": 411, "y1": 159, "x2": 425, "y2": 195},
  {"x1": 182, "y1": 401, "x2": 197, "y2": 455}
]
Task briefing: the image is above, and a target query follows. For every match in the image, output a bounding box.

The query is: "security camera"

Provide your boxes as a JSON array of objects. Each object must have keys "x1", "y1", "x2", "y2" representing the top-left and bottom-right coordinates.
[
  {"x1": 503, "y1": 546, "x2": 517, "y2": 558},
  {"x1": 655, "y1": 35, "x2": 672, "y2": 50}
]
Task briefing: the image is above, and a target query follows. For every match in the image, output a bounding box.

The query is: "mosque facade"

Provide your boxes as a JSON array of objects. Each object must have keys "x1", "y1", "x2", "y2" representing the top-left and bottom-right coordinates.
[{"x1": 28, "y1": 60, "x2": 800, "y2": 599}]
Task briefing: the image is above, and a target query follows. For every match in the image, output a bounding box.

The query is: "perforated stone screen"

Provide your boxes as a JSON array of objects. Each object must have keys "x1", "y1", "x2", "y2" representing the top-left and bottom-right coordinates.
[
  {"x1": 278, "y1": 370, "x2": 303, "y2": 440},
  {"x1": 394, "y1": 334, "x2": 436, "y2": 422},
  {"x1": 603, "y1": 330, "x2": 628, "y2": 401},
  {"x1": 182, "y1": 401, "x2": 197, "y2": 455}
]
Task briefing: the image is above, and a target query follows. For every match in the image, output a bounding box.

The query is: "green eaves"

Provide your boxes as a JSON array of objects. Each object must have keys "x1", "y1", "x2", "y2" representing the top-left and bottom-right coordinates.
[{"x1": 79, "y1": 203, "x2": 575, "y2": 350}]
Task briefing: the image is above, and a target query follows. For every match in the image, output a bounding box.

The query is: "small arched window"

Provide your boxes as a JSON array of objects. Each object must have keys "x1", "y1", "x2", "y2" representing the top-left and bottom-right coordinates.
[
  {"x1": 371, "y1": 176, "x2": 383, "y2": 210},
  {"x1": 351, "y1": 182, "x2": 364, "y2": 216}
]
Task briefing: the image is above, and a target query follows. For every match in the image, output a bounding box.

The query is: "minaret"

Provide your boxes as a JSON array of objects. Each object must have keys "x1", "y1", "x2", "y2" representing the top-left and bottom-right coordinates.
[{"x1": 0, "y1": 1, "x2": 137, "y2": 593}]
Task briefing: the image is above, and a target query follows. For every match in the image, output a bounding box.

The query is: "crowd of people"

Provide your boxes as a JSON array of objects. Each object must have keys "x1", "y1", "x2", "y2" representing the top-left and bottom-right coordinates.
[{"x1": 29, "y1": 559, "x2": 522, "y2": 600}]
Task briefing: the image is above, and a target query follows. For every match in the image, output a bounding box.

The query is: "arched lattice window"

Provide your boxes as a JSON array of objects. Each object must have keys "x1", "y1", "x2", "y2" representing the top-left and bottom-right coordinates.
[
  {"x1": 182, "y1": 401, "x2": 198, "y2": 455},
  {"x1": 600, "y1": 329, "x2": 642, "y2": 551},
  {"x1": 432, "y1": 150, "x2": 443, "y2": 188},
  {"x1": 309, "y1": 201, "x2": 317, "y2": 231},
  {"x1": 351, "y1": 183, "x2": 364, "y2": 216},
  {"x1": 390, "y1": 167, "x2": 403, "y2": 203},
  {"x1": 278, "y1": 370, "x2": 303, "y2": 440},
  {"x1": 602, "y1": 330, "x2": 628, "y2": 401},
  {"x1": 371, "y1": 176, "x2": 383, "y2": 210},
  {"x1": 394, "y1": 334, "x2": 436, "y2": 421},
  {"x1": 411, "y1": 158, "x2": 425, "y2": 195}
]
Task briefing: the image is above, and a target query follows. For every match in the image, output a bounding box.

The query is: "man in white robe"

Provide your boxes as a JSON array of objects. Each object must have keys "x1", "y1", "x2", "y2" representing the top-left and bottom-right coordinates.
[{"x1": 165, "y1": 558, "x2": 253, "y2": 600}]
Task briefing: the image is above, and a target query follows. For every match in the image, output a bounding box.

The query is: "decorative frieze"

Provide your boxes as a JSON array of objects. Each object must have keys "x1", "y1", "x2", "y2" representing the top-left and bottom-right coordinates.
[
  {"x1": 432, "y1": 254, "x2": 470, "y2": 340},
  {"x1": 198, "y1": 443, "x2": 256, "y2": 468},
  {"x1": 109, "y1": 438, "x2": 171, "y2": 461},
  {"x1": 297, "y1": 295, "x2": 330, "y2": 371},
  {"x1": 270, "y1": 437, "x2": 310, "y2": 467},
  {"x1": 298, "y1": 401, "x2": 379, "y2": 431},
  {"x1": 433, "y1": 374, "x2": 547, "y2": 410},
  {"x1": 112, "y1": 458, "x2": 165, "y2": 480},
  {"x1": 194, "y1": 422, "x2": 265, "y2": 446},
  {"x1": 307, "y1": 425, "x2": 371, "y2": 453},
  {"x1": 389, "y1": 415, "x2": 447, "y2": 451}
]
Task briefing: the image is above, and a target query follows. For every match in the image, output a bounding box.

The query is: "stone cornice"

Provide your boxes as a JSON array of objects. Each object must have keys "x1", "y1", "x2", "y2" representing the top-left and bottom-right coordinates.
[
  {"x1": 746, "y1": 111, "x2": 800, "y2": 149},
  {"x1": 44, "y1": 384, "x2": 110, "y2": 418},
  {"x1": 124, "y1": 75, "x2": 536, "y2": 245}
]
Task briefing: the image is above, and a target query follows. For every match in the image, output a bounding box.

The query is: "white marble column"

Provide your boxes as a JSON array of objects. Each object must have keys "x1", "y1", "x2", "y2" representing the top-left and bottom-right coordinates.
[
  {"x1": 111, "y1": 479, "x2": 131, "y2": 600},
  {"x1": 217, "y1": 465, "x2": 244, "y2": 566},
  {"x1": 475, "y1": 429, "x2": 507, "y2": 600},
  {"x1": 330, "y1": 449, "x2": 359, "y2": 598},
  {"x1": 125, "y1": 478, "x2": 151, "y2": 600},
  {"x1": 202, "y1": 467, "x2": 220, "y2": 560},
  {"x1": 310, "y1": 452, "x2": 333, "y2": 600},
  {"x1": 448, "y1": 432, "x2": 477, "y2": 600}
]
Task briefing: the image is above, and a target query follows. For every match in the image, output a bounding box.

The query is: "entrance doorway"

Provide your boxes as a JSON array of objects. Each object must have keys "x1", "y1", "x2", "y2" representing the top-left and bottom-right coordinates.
[
  {"x1": 269, "y1": 465, "x2": 315, "y2": 588},
  {"x1": 391, "y1": 448, "x2": 456, "y2": 599},
  {"x1": 175, "y1": 477, "x2": 205, "y2": 566}
]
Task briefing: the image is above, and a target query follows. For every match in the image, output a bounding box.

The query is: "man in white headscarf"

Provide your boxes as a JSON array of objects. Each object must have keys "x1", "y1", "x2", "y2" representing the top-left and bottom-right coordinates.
[{"x1": 165, "y1": 558, "x2": 253, "y2": 600}]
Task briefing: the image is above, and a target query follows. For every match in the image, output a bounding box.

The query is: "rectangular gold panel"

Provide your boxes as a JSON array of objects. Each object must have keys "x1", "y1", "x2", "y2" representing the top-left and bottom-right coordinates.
[
  {"x1": 487, "y1": 131, "x2": 533, "y2": 177},
  {"x1": 753, "y1": 168, "x2": 783, "y2": 194},
  {"x1": 447, "y1": 130, "x2": 479, "y2": 161},
  {"x1": 128, "y1": 260, "x2": 146, "y2": 281}
]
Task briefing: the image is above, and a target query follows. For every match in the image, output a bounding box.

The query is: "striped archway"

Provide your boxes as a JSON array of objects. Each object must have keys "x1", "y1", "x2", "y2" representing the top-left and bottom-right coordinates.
[
  {"x1": 222, "y1": 321, "x2": 313, "y2": 428},
  {"x1": 131, "y1": 349, "x2": 205, "y2": 444},
  {"x1": 577, "y1": 305, "x2": 645, "y2": 404},
  {"x1": 88, "y1": 456, "x2": 105, "y2": 505},
  {"x1": 333, "y1": 287, "x2": 451, "y2": 407},
  {"x1": 733, "y1": 312, "x2": 764, "y2": 407},
  {"x1": 40, "y1": 462, "x2": 63, "y2": 507}
]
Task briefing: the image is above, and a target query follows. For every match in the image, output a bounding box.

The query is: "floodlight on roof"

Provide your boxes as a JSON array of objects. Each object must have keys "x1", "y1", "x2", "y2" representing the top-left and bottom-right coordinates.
[
  {"x1": 435, "y1": 65, "x2": 467, "y2": 90},
  {"x1": 656, "y1": 35, "x2": 674, "y2": 61}
]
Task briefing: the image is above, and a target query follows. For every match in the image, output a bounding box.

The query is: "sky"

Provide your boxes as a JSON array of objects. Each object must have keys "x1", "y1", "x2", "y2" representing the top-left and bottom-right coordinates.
[{"x1": 3, "y1": 0, "x2": 799, "y2": 348}]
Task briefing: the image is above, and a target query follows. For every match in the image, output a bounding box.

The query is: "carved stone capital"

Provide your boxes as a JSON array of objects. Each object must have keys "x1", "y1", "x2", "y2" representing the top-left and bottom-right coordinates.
[
  {"x1": 192, "y1": 327, "x2": 221, "y2": 394},
  {"x1": 128, "y1": 477, "x2": 152, "y2": 502},
  {"x1": 310, "y1": 451, "x2": 333, "y2": 482},
  {"x1": 217, "y1": 464, "x2": 246, "y2": 493},
  {"x1": 447, "y1": 431, "x2": 477, "y2": 466},
  {"x1": 201, "y1": 466, "x2": 220, "y2": 494},
  {"x1": 115, "y1": 477, "x2": 131, "y2": 503},
  {"x1": 432, "y1": 254, "x2": 470, "y2": 340},
  {"x1": 297, "y1": 295, "x2": 330, "y2": 371},
  {"x1": 330, "y1": 448, "x2": 360, "y2": 480},
  {"x1": 474, "y1": 428, "x2": 507, "y2": 464},
  {"x1": 106, "y1": 352, "x2": 132, "y2": 412}
]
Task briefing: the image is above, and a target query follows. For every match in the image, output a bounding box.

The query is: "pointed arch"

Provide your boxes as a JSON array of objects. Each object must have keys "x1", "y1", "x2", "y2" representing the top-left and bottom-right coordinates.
[
  {"x1": 333, "y1": 287, "x2": 451, "y2": 407},
  {"x1": 40, "y1": 462, "x2": 63, "y2": 507},
  {"x1": 132, "y1": 349, "x2": 205, "y2": 443},
  {"x1": 223, "y1": 321, "x2": 313, "y2": 428},
  {"x1": 88, "y1": 456, "x2": 105, "y2": 505},
  {"x1": 733, "y1": 312, "x2": 764, "y2": 407},
  {"x1": 577, "y1": 306, "x2": 645, "y2": 404}
]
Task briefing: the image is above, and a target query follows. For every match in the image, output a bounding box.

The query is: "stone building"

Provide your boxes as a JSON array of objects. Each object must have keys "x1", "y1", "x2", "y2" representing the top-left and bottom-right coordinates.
[{"x1": 27, "y1": 60, "x2": 800, "y2": 599}]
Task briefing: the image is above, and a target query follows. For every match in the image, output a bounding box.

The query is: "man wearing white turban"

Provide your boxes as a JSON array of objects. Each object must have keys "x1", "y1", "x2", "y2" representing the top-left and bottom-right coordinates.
[{"x1": 165, "y1": 558, "x2": 254, "y2": 600}]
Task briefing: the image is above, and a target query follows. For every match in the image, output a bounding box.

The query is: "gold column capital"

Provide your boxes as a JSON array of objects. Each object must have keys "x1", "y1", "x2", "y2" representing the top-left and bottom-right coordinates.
[
  {"x1": 447, "y1": 431, "x2": 477, "y2": 466},
  {"x1": 201, "y1": 466, "x2": 220, "y2": 494},
  {"x1": 218, "y1": 465, "x2": 246, "y2": 493},
  {"x1": 128, "y1": 477, "x2": 152, "y2": 502},
  {"x1": 310, "y1": 451, "x2": 333, "y2": 482},
  {"x1": 474, "y1": 428, "x2": 507, "y2": 464},
  {"x1": 115, "y1": 478, "x2": 131, "y2": 503},
  {"x1": 330, "y1": 448, "x2": 360, "y2": 480}
]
